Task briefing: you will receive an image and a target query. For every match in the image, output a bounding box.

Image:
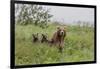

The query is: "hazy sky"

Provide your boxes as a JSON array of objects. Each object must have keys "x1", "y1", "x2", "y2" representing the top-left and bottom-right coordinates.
[
  {"x1": 43, "y1": 5, "x2": 94, "y2": 25},
  {"x1": 15, "y1": 4, "x2": 94, "y2": 25}
]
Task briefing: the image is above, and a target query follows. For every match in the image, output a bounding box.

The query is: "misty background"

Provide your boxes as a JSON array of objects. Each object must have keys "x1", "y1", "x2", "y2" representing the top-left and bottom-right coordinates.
[{"x1": 43, "y1": 5, "x2": 94, "y2": 25}]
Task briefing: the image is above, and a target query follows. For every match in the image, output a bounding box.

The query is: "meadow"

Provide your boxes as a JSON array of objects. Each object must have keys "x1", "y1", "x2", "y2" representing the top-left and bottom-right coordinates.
[{"x1": 15, "y1": 23, "x2": 94, "y2": 65}]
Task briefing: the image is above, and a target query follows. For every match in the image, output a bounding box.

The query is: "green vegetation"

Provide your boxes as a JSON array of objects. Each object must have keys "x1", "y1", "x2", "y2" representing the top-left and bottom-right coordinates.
[{"x1": 15, "y1": 23, "x2": 94, "y2": 65}]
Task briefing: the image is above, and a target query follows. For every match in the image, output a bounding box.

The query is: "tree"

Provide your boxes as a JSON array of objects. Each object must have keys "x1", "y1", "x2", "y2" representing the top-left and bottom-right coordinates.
[{"x1": 15, "y1": 4, "x2": 53, "y2": 28}]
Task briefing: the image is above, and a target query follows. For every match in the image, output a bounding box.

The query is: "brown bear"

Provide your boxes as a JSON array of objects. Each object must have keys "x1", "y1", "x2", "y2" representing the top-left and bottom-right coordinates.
[
  {"x1": 41, "y1": 34, "x2": 48, "y2": 43},
  {"x1": 50, "y1": 26, "x2": 66, "y2": 52},
  {"x1": 32, "y1": 33, "x2": 38, "y2": 42}
]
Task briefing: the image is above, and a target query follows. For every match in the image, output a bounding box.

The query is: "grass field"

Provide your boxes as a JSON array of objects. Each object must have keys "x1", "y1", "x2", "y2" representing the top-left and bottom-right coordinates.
[{"x1": 15, "y1": 23, "x2": 94, "y2": 65}]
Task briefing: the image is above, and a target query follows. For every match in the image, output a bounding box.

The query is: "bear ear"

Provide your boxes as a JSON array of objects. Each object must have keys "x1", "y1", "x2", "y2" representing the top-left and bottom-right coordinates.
[
  {"x1": 57, "y1": 26, "x2": 60, "y2": 30},
  {"x1": 63, "y1": 26, "x2": 67, "y2": 31},
  {"x1": 32, "y1": 34, "x2": 34, "y2": 36},
  {"x1": 63, "y1": 26, "x2": 66, "y2": 29}
]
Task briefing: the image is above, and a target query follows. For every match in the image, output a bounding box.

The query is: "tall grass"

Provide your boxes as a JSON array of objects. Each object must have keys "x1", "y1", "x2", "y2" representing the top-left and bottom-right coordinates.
[{"x1": 15, "y1": 24, "x2": 94, "y2": 65}]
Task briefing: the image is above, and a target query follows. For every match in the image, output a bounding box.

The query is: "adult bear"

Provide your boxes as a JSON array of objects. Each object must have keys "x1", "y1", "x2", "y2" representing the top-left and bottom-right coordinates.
[{"x1": 50, "y1": 26, "x2": 66, "y2": 52}]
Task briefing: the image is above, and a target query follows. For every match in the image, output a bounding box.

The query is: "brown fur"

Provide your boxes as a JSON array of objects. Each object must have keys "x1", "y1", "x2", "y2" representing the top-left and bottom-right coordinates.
[
  {"x1": 50, "y1": 26, "x2": 66, "y2": 52},
  {"x1": 32, "y1": 33, "x2": 38, "y2": 42},
  {"x1": 41, "y1": 34, "x2": 48, "y2": 43}
]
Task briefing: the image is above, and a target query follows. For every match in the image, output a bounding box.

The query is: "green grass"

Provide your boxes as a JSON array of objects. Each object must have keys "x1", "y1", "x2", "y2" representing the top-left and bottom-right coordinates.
[{"x1": 15, "y1": 24, "x2": 94, "y2": 65}]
